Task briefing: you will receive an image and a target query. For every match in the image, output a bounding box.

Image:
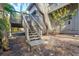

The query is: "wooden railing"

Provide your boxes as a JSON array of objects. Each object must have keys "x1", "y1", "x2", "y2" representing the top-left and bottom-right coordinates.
[
  {"x1": 10, "y1": 11, "x2": 43, "y2": 40},
  {"x1": 30, "y1": 15, "x2": 43, "y2": 30},
  {"x1": 22, "y1": 14, "x2": 43, "y2": 40},
  {"x1": 30, "y1": 15, "x2": 43, "y2": 37}
]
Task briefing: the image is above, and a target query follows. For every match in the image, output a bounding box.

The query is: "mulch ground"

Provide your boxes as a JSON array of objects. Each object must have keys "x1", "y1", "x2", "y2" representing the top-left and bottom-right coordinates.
[{"x1": 0, "y1": 34, "x2": 79, "y2": 56}]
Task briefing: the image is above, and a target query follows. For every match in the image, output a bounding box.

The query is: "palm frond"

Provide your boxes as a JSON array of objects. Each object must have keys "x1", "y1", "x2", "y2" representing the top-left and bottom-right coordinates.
[{"x1": 3, "y1": 3, "x2": 16, "y2": 16}]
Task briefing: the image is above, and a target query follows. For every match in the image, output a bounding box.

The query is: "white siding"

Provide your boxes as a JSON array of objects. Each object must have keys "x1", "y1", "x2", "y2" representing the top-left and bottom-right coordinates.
[{"x1": 61, "y1": 9, "x2": 79, "y2": 34}]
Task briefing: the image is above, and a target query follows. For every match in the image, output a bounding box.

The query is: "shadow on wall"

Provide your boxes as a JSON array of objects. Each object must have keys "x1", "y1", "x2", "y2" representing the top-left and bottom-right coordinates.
[
  {"x1": 60, "y1": 24, "x2": 79, "y2": 35},
  {"x1": 51, "y1": 21, "x2": 79, "y2": 35}
]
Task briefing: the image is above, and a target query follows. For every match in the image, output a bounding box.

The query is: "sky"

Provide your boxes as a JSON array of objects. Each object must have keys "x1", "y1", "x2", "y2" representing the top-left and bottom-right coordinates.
[{"x1": 10, "y1": 3, "x2": 28, "y2": 12}]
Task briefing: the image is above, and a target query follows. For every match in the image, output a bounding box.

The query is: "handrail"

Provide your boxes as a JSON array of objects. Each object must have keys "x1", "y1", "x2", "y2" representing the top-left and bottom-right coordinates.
[
  {"x1": 28, "y1": 15, "x2": 42, "y2": 37},
  {"x1": 22, "y1": 14, "x2": 42, "y2": 40},
  {"x1": 32, "y1": 19, "x2": 42, "y2": 37},
  {"x1": 22, "y1": 14, "x2": 30, "y2": 29},
  {"x1": 22, "y1": 14, "x2": 30, "y2": 41},
  {"x1": 30, "y1": 14, "x2": 43, "y2": 30}
]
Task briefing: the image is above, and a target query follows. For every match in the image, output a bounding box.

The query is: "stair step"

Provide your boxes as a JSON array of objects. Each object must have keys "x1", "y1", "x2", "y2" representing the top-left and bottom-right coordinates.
[
  {"x1": 29, "y1": 35, "x2": 39, "y2": 38},
  {"x1": 30, "y1": 37, "x2": 40, "y2": 39},
  {"x1": 29, "y1": 31, "x2": 35, "y2": 33},
  {"x1": 30, "y1": 34, "x2": 38, "y2": 36},
  {"x1": 29, "y1": 29, "x2": 35, "y2": 31},
  {"x1": 30, "y1": 37, "x2": 40, "y2": 41},
  {"x1": 29, "y1": 33, "x2": 37, "y2": 35},
  {"x1": 26, "y1": 39, "x2": 44, "y2": 46},
  {"x1": 30, "y1": 38, "x2": 40, "y2": 41}
]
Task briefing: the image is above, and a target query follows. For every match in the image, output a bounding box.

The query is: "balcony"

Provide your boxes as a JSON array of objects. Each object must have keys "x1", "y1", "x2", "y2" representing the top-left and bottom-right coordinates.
[
  {"x1": 48, "y1": 3, "x2": 70, "y2": 13},
  {"x1": 10, "y1": 15, "x2": 22, "y2": 27}
]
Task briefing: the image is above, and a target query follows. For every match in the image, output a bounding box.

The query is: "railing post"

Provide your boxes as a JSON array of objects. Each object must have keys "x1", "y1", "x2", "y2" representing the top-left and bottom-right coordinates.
[
  {"x1": 26, "y1": 28, "x2": 29, "y2": 40},
  {"x1": 22, "y1": 15, "x2": 30, "y2": 41}
]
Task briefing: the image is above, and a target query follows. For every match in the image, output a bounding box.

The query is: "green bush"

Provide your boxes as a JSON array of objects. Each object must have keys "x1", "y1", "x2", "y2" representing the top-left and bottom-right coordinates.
[{"x1": 0, "y1": 18, "x2": 5, "y2": 39}]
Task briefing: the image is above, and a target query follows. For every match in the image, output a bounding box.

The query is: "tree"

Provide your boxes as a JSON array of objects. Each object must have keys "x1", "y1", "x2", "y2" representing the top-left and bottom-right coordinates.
[
  {"x1": 35, "y1": 3, "x2": 52, "y2": 34},
  {"x1": 0, "y1": 3, "x2": 15, "y2": 51}
]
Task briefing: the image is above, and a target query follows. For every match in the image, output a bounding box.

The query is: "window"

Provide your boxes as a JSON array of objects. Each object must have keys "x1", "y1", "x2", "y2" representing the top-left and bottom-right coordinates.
[
  {"x1": 32, "y1": 10, "x2": 37, "y2": 15},
  {"x1": 68, "y1": 20, "x2": 70, "y2": 24}
]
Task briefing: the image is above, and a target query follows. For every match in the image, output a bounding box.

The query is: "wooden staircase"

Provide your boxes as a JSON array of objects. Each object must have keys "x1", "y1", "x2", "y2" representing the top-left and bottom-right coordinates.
[
  {"x1": 27, "y1": 29, "x2": 43, "y2": 46},
  {"x1": 10, "y1": 13, "x2": 44, "y2": 51},
  {"x1": 22, "y1": 14, "x2": 44, "y2": 51}
]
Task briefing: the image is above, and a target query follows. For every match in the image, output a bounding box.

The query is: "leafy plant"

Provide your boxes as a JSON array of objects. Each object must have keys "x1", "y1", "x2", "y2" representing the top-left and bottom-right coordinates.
[
  {"x1": 0, "y1": 3, "x2": 15, "y2": 50},
  {"x1": 49, "y1": 4, "x2": 78, "y2": 34},
  {"x1": 3, "y1": 3, "x2": 15, "y2": 15},
  {"x1": 0, "y1": 18, "x2": 7, "y2": 38}
]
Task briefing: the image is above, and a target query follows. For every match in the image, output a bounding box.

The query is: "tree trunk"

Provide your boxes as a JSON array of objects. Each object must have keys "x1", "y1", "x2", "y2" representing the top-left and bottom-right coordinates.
[
  {"x1": 9, "y1": 14, "x2": 12, "y2": 37},
  {"x1": 2, "y1": 30, "x2": 10, "y2": 51},
  {"x1": 36, "y1": 3, "x2": 53, "y2": 34},
  {"x1": 59, "y1": 24, "x2": 62, "y2": 33}
]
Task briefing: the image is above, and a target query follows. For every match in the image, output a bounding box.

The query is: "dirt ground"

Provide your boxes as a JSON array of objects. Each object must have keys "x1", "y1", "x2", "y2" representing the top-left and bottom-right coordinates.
[{"x1": 0, "y1": 34, "x2": 79, "y2": 56}]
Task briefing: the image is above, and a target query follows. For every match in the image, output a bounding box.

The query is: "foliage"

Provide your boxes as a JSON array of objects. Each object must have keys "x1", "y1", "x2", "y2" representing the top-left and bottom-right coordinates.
[
  {"x1": 50, "y1": 6, "x2": 77, "y2": 26},
  {"x1": 4, "y1": 15, "x2": 10, "y2": 32},
  {"x1": 0, "y1": 18, "x2": 6, "y2": 39},
  {"x1": 2, "y1": 3, "x2": 16, "y2": 32},
  {"x1": 0, "y1": 3, "x2": 16, "y2": 49},
  {"x1": 3, "y1": 3, "x2": 15, "y2": 15},
  {"x1": 49, "y1": 4, "x2": 78, "y2": 34},
  {"x1": 12, "y1": 27, "x2": 21, "y2": 32},
  {"x1": 0, "y1": 3, "x2": 15, "y2": 38}
]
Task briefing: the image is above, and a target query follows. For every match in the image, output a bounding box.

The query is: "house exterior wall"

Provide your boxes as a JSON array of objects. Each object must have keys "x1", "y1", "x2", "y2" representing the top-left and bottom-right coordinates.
[
  {"x1": 61, "y1": 9, "x2": 79, "y2": 34},
  {"x1": 48, "y1": 3, "x2": 79, "y2": 34},
  {"x1": 27, "y1": 3, "x2": 79, "y2": 34}
]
